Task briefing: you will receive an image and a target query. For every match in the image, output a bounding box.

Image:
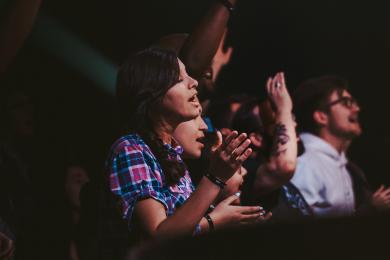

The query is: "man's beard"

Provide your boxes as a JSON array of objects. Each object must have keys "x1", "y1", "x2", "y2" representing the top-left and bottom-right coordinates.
[{"x1": 329, "y1": 121, "x2": 362, "y2": 141}]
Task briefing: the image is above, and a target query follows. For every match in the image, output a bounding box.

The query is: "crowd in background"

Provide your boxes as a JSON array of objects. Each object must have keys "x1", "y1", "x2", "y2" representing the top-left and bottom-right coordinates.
[{"x1": 1, "y1": 1, "x2": 390, "y2": 260}]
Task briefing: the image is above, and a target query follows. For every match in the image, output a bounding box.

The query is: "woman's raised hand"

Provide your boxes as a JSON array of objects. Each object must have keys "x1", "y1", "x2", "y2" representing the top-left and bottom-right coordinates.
[{"x1": 209, "y1": 130, "x2": 252, "y2": 182}]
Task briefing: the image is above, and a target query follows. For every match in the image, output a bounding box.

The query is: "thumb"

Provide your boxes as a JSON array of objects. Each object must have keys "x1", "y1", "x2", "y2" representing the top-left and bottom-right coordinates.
[
  {"x1": 221, "y1": 192, "x2": 241, "y2": 205},
  {"x1": 211, "y1": 130, "x2": 223, "y2": 152}
]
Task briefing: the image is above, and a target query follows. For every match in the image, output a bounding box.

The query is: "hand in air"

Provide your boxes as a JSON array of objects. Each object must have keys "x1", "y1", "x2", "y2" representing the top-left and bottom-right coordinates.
[
  {"x1": 209, "y1": 130, "x2": 252, "y2": 182},
  {"x1": 266, "y1": 72, "x2": 293, "y2": 114}
]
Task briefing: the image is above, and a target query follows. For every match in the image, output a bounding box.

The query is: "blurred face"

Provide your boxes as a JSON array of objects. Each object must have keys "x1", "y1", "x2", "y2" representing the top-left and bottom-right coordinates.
[
  {"x1": 160, "y1": 59, "x2": 200, "y2": 122},
  {"x1": 197, "y1": 66, "x2": 214, "y2": 101},
  {"x1": 325, "y1": 90, "x2": 361, "y2": 139},
  {"x1": 173, "y1": 111, "x2": 208, "y2": 158},
  {"x1": 218, "y1": 167, "x2": 248, "y2": 205},
  {"x1": 6, "y1": 93, "x2": 35, "y2": 137},
  {"x1": 64, "y1": 166, "x2": 90, "y2": 209},
  {"x1": 219, "y1": 101, "x2": 243, "y2": 139}
]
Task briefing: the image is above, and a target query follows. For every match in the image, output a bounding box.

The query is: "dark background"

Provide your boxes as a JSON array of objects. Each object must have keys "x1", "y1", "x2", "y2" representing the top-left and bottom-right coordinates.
[{"x1": 4, "y1": 0, "x2": 390, "y2": 186}]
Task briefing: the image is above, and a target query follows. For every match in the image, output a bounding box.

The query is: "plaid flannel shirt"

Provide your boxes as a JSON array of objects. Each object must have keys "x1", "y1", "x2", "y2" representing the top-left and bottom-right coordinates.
[{"x1": 107, "y1": 134, "x2": 196, "y2": 231}]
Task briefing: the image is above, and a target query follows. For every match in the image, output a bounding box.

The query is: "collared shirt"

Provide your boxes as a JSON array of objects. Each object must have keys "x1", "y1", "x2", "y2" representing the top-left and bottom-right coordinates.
[
  {"x1": 291, "y1": 133, "x2": 355, "y2": 217},
  {"x1": 107, "y1": 134, "x2": 195, "y2": 231}
]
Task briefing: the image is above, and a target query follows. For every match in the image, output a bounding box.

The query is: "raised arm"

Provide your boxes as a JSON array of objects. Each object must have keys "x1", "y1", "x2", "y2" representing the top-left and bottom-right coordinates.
[
  {"x1": 0, "y1": 0, "x2": 42, "y2": 76},
  {"x1": 179, "y1": 0, "x2": 237, "y2": 80},
  {"x1": 253, "y1": 72, "x2": 297, "y2": 196}
]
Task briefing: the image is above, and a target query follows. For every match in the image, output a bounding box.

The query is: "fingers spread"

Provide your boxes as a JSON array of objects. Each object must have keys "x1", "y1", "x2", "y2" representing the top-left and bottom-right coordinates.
[
  {"x1": 225, "y1": 133, "x2": 247, "y2": 154},
  {"x1": 221, "y1": 131, "x2": 238, "y2": 150},
  {"x1": 381, "y1": 188, "x2": 390, "y2": 196},
  {"x1": 230, "y1": 139, "x2": 251, "y2": 160},
  {"x1": 375, "y1": 185, "x2": 385, "y2": 195},
  {"x1": 235, "y1": 148, "x2": 252, "y2": 164}
]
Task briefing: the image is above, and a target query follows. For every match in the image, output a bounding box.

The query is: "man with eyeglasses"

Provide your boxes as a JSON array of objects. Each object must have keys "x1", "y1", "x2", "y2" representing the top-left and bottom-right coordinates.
[{"x1": 288, "y1": 75, "x2": 390, "y2": 217}]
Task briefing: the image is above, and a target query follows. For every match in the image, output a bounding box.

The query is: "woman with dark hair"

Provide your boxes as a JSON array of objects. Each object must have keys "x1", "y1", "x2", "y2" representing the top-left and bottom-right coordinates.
[
  {"x1": 107, "y1": 48, "x2": 261, "y2": 242},
  {"x1": 173, "y1": 108, "x2": 272, "y2": 218}
]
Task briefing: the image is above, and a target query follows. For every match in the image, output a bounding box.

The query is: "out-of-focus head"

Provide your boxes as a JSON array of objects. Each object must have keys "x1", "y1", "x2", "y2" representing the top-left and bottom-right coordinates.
[
  {"x1": 293, "y1": 75, "x2": 361, "y2": 140},
  {"x1": 231, "y1": 98, "x2": 264, "y2": 153},
  {"x1": 1, "y1": 88, "x2": 35, "y2": 138},
  {"x1": 173, "y1": 108, "x2": 208, "y2": 159},
  {"x1": 206, "y1": 94, "x2": 251, "y2": 137},
  {"x1": 64, "y1": 165, "x2": 90, "y2": 209},
  {"x1": 116, "y1": 47, "x2": 199, "y2": 132}
]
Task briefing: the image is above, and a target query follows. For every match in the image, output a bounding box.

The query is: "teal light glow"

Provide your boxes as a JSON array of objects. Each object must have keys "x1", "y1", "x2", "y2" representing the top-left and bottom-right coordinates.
[{"x1": 30, "y1": 13, "x2": 117, "y2": 96}]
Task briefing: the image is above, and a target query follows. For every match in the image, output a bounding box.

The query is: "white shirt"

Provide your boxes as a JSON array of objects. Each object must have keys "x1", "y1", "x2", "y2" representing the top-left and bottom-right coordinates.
[{"x1": 291, "y1": 133, "x2": 356, "y2": 217}]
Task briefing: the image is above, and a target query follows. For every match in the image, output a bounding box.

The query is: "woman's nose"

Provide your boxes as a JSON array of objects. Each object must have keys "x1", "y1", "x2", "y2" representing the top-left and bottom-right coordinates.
[
  {"x1": 188, "y1": 76, "x2": 198, "y2": 89},
  {"x1": 200, "y1": 118, "x2": 208, "y2": 131}
]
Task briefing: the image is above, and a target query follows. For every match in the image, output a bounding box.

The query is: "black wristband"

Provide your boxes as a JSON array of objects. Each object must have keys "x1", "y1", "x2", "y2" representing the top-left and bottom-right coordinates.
[
  {"x1": 218, "y1": 0, "x2": 234, "y2": 15},
  {"x1": 205, "y1": 173, "x2": 226, "y2": 189},
  {"x1": 204, "y1": 214, "x2": 215, "y2": 232}
]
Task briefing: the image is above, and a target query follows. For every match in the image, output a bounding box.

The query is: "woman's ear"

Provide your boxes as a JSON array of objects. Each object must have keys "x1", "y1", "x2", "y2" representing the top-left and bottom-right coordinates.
[{"x1": 313, "y1": 110, "x2": 328, "y2": 127}]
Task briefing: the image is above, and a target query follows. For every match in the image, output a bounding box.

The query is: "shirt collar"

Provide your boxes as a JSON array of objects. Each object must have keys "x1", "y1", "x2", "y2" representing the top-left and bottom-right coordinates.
[
  {"x1": 300, "y1": 132, "x2": 348, "y2": 166},
  {"x1": 163, "y1": 138, "x2": 184, "y2": 157}
]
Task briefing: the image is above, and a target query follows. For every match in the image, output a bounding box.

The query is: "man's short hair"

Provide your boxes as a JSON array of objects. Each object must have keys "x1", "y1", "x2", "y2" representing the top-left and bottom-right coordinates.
[{"x1": 293, "y1": 75, "x2": 349, "y2": 134}]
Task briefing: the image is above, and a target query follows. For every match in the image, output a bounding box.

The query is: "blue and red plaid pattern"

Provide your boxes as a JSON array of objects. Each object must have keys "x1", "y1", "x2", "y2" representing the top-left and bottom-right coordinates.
[{"x1": 107, "y1": 134, "x2": 195, "y2": 231}]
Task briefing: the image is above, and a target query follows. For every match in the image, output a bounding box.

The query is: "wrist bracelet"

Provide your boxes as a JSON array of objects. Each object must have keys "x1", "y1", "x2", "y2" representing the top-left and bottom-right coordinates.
[
  {"x1": 205, "y1": 173, "x2": 226, "y2": 189},
  {"x1": 218, "y1": 0, "x2": 234, "y2": 15},
  {"x1": 204, "y1": 214, "x2": 215, "y2": 232}
]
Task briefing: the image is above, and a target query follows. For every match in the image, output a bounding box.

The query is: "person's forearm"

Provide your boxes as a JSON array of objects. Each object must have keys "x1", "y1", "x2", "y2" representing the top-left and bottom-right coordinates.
[
  {"x1": 179, "y1": 0, "x2": 237, "y2": 78},
  {"x1": 254, "y1": 111, "x2": 297, "y2": 194},
  {"x1": 155, "y1": 177, "x2": 220, "y2": 237},
  {"x1": 0, "y1": 0, "x2": 42, "y2": 75},
  {"x1": 270, "y1": 111, "x2": 297, "y2": 172}
]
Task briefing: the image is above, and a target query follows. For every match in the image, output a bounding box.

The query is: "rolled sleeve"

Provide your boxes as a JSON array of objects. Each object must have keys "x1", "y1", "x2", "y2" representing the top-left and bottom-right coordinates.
[{"x1": 109, "y1": 146, "x2": 168, "y2": 230}]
